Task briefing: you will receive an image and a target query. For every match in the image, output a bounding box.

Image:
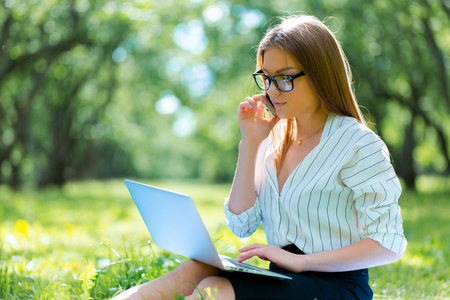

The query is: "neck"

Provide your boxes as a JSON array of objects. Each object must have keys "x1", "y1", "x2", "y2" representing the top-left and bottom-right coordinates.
[{"x1": 295, "y1": 109, "x2": 328, "y2": 138}]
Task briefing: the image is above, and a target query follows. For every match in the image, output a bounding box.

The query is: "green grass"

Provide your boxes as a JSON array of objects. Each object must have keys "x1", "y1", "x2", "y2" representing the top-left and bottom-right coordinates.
[{"x1": 0, "y1": 177, "x2": 449, "y2": 299}]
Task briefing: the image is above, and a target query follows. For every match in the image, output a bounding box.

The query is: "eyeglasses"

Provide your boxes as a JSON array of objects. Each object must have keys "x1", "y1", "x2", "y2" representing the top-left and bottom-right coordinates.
[{"x1": 252, "y1": 70, "x2": 306, "y2": 92}]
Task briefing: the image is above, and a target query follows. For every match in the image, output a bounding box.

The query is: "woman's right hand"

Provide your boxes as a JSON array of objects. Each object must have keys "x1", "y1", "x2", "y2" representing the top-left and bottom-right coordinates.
[{"x1": 238, "y1": 94, "x2": 279, "y2": 145}]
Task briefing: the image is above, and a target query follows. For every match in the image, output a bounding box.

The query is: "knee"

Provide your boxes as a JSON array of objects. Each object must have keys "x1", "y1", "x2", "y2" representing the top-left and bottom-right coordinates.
[
  {"x1": 189, "y1": 276, "x2": 234, "y2": 300},
  {"x1": 177, "y1": 260, "x2": 218, "y2": 279},
  {"x1": 197, "y1": 276, "x2": 221, "y2": 291}
]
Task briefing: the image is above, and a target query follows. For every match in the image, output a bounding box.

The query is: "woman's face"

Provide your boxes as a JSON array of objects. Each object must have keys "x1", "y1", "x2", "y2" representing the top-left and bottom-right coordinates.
[{"x1": 262, "y1": 47, "x2": 322, "y2": 120}]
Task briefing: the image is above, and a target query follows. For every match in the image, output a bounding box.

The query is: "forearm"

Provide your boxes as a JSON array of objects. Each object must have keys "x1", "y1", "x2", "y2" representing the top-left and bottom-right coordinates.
[
  {"x1": 300, "y1": 238, "x2": 401, "y2": 272},
  {"x1": 228, "y1": 140, "x2": 260, "y2": 215}
]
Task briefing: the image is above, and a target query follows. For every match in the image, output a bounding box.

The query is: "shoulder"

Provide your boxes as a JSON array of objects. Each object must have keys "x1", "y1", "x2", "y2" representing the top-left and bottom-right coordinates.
[
  {"x1": 327, "y1": 116, "x2": 399, "y2": 188},
  {"x1": 326, "y1": 114, "x2": 366, "y2": 135},
  {"x1": 324, "y1": 115, "x2": 394, "y2": 172},
  {"x1": 325, "y1": 114, "x2": 385, "y2": 149}
]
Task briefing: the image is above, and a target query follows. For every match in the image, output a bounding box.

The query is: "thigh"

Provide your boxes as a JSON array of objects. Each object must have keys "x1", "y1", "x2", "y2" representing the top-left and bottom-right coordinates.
[{"x1": 219, "y1": 269, "x2": 373, "y2": 300}]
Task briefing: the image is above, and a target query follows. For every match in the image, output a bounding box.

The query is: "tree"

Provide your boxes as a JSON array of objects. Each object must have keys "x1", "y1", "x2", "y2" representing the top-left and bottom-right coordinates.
[
  {"x1": 0, "y1": 0, "x2": 135, "y2": 188},
  {"x1": 335, "y1": 0, "x2": 450, "y2": 188},
  {"x1": 1, "y1": 0, "x2": 448, "y2": 190}
]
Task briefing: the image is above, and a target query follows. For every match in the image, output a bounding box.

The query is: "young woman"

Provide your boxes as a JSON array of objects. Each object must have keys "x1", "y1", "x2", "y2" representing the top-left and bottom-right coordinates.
[{"x1": 113, "y1": 14, "x2": 406, "y2": 300}]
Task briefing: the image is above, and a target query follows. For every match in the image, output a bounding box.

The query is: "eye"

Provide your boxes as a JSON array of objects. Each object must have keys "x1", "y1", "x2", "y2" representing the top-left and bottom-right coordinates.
[{"x1": 275, "y1": 75, "x2": 288, "y2": 84}]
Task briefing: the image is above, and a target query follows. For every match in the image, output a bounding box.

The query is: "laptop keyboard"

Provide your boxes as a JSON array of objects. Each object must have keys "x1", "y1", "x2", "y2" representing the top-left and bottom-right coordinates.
[{"x1": 221, "y1": 257, "x2": 264, "y2": 272}]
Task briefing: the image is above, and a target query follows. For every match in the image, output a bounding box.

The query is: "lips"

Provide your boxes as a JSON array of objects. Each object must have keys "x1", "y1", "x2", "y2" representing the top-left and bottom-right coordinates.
[{"x1": 273, "y1": 101, "x2": 286, "y2": 109}]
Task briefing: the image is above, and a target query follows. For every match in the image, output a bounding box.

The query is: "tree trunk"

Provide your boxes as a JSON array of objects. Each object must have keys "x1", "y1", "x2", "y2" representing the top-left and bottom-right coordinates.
[{"x1": 398, "y1": 111, "x2": 417, "y2": 189}]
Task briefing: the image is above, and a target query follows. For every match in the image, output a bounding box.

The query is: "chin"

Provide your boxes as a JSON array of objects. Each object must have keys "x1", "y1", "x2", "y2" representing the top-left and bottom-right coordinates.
[{"x1": 276, "y1": 112, "x2": 292, "y2": 119}]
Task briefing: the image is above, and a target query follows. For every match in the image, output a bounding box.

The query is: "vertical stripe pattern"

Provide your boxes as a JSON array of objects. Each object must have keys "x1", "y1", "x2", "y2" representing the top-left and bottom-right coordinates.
[{"x1": 224, "y1": 115, "x2": 407, "y2": 256}]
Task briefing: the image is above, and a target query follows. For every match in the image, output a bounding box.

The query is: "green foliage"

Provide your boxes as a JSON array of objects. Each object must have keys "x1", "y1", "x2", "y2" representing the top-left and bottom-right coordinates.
[
  {"x1": 79, "y1": 264, "x2": 97, "y2": 300},
  {"x1": 335, "y1": 0, "x2": 450, "y2": 187},
  {"x1": 0, "y1": 179, "x2": 449, "y2": 299},
  {"x1": 0, "y1": 0, "x2": 448, "y2": 189}
]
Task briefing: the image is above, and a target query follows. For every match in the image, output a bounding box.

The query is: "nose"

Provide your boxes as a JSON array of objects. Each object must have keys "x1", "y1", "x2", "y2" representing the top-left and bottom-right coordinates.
[{"x1": 267, "y1": 81, "x2": 281, "y2": 98}]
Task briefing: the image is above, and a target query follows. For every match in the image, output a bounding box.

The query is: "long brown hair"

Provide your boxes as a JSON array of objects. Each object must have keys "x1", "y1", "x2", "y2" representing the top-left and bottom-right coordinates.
[{"x1": 256, "y1": 15, "x2": 364, "y2": 171}]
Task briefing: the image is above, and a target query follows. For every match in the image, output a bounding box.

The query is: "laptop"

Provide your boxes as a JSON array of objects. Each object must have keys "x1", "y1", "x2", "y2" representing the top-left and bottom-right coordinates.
[{"x1": 124, "y1": 179, "x2": 291, "y2": 280}]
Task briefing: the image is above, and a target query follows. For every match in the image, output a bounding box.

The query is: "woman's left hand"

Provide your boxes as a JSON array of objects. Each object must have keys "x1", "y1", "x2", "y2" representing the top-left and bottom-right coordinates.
[{"x1": 237, "y1": 243, "x2": 304, "y2": 273}]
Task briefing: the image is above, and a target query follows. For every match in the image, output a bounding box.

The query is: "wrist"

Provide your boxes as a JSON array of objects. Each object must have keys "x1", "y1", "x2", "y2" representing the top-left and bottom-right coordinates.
[
  {"x1": 239, "y1": 139, "x2": 261, "y2": 153},
  {"x1": 299, "y1": 253, "x2": 313, "y2": 272}
]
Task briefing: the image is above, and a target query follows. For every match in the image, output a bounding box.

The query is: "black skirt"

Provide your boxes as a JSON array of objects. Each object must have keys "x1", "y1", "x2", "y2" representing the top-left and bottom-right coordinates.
[{"x1": 219, "y1": 244, "x2": 373, "y2": 300}]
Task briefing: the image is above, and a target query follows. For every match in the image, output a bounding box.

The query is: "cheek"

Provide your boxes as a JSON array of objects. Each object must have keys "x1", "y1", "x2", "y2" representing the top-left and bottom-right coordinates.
[{"x1": 296, "y1": 83, "x2": 320, "y2": 105}]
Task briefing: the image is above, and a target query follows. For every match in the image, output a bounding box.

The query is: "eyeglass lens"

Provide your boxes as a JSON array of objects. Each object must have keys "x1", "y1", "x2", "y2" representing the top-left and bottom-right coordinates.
[{"x1": 254, "y1": 74, "x2": 292, "y2": 92}]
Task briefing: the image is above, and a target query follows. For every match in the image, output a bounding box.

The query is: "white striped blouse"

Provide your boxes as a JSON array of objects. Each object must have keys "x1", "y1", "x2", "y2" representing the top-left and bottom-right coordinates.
[{"x1": 224, "y1": 114, "x2": 407, "y2": 256}]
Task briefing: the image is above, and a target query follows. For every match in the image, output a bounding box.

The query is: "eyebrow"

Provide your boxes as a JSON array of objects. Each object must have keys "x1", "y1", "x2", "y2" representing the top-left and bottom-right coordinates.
[{"x1": 262, "y1": 66, "x2": 299, "y2": 74}]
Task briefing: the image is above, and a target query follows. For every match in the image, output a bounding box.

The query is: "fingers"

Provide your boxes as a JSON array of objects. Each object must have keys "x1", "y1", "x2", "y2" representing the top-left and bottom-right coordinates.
[
  {"x1": 239, "y1": 101, "x2": 253, "y2": 113},
  {"x1": 238, "y1": 98, "x2": 258, "y2": 117},
  {"x1": 239, "y1": 243, "x2": 265, "y2": 253},
  {"x1": 253, "y1": 94, "x2": 279, "y2": 120},
  {"x1": 240, "y1": 94, "x2": 278, "y2": 121},
  {"x1": 254, "y1": 94, "x2": 268, "y2": 108},
  {"x1": 237, "y1": 94, "x2": 278, "y2": 143},
  {"x1": 237, "y1": 245, "x2": 303, "y2": 273},
  {"x1": 251, "y1": 93, "x2": 266, "y2": 102},
  {"x1": 245, "y1": 97, "x2": 258, "y2": 110},
  {"x1": 239, "y1": 94, "x2": 267, "y2": 110},
  {"x1": 237, "y1": 249, "x2": 261, "y2": 262},
  {"x1": 237, "y1": 248, "x2": 270, "y2": 263},
  {"x1": 237, "y1": 243, "x2": 269, "y2": 262},
  {"x1": 236, "y1": 252, "x2": 253, "y2": 262}
]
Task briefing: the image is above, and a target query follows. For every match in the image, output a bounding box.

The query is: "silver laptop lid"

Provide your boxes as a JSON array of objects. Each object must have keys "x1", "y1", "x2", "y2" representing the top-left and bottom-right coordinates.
[{"x1": 124, "y1": 179, "x2": 224, "y2": 269}]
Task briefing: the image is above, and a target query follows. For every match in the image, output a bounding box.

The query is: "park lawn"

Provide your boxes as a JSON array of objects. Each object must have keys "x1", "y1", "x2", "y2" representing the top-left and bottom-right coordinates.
[{"x1": 0, "y1": 177, "x2": 449, "y2": 299}]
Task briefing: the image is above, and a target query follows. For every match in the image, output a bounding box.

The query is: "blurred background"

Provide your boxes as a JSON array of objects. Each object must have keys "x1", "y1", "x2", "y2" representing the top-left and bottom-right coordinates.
[
  {"x1": 0, "y1": 0, "x2": 449, "y2": 190},
  {"x1": 1, "y1": 1, "x2": 449, "y2": 298}
]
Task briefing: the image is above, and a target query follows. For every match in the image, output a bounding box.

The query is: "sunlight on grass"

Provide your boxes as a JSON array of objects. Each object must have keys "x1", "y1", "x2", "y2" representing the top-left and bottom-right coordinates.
[
  {"x1": 416, "y1": 175, "x2": 450, "y2": 193},
  {"x1": 1, "y1": 177, "x2": 449, "y2": 299}
]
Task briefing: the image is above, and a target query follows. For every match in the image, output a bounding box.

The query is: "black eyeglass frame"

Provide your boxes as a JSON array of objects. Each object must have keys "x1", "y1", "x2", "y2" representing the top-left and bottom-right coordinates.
[{"x1": 252, "y1": 70, "x2": 306, "y2": 92}]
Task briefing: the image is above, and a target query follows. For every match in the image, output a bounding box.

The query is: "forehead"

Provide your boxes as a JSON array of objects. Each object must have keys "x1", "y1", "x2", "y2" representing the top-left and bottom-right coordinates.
[{"x1": 262, "y1": 46, "x2": 301, "y2": 72}]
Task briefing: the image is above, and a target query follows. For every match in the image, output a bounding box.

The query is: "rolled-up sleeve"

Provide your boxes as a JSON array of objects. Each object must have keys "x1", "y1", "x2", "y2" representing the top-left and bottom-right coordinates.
[
  {"x1": 341, "y1": 135, "x2": 407, "y2": 256},
  {"x1": 224, "y1": 197, "x2": 262, "y2": 238},
  {"x1": 224, "y1": 138, "x2": 270, "y2": 238}
]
